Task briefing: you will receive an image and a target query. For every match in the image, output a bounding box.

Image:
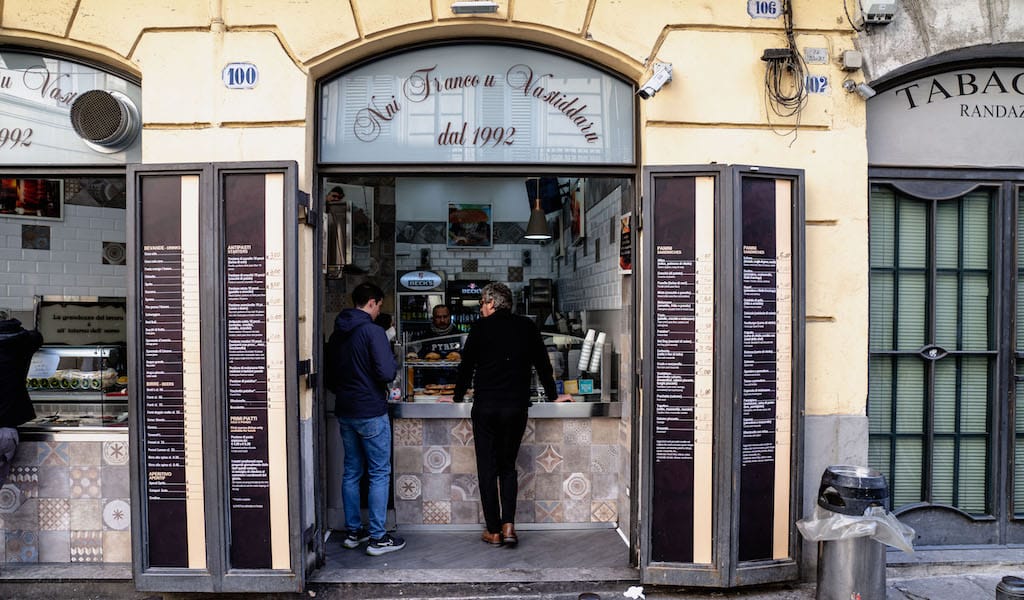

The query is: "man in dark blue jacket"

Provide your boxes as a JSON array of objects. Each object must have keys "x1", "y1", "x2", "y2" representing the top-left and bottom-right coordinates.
[
  {"x1": 326, "y1": 283, "x2": 404, "y2": 556},
  {"x1": 0, "y1": 312, "x2": 43, "y2": 487}
]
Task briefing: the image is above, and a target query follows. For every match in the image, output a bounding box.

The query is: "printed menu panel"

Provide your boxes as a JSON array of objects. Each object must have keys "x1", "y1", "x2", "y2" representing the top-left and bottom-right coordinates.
[
  {"x1": 224, "y1": 174, "x2": 272, "y2": 569},
  {"x1": 650, "y1": 176, "x2": 715, "y2": 564},
  {"x1": 737, "y1": 177, "x2": 792, "y2": 562},
  {"x1": 140, "y1": 175, "x2": 205, "y2": 568},
  {"x1": 224, "y1": 173, "x2": 290, "y2": 570}
]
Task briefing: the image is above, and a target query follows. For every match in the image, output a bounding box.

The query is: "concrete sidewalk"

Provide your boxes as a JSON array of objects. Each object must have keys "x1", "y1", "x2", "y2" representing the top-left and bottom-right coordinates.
[
  {"x1": 0, "y1": 575, "x2": 1014, "y2": 600},
  {"x1": 2, "y1": 555, "x2": 1023, "y2": 599}
]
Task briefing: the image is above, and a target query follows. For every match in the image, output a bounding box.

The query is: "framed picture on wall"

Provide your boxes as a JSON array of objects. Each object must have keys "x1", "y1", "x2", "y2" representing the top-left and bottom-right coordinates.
[
  {"x1": 0, "y1": 178, "x2": 63, "y2": 220},
  {"x1": 447, "y1": 203, "x2": 492, "y2": 248},
  {"x1": 568, "y1": 180, "x2": 584, "y2": 247}
]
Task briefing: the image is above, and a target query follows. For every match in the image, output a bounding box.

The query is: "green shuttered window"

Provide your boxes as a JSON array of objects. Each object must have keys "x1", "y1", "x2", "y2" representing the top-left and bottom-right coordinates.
[{"x1": 868, "y1": 185, "x2": 993, "y2": 515}]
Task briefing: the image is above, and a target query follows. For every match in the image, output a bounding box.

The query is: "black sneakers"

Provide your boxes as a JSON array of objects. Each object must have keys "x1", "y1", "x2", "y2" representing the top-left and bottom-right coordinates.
[
  {"x1": 365, "y1": 533, "x2": 406, "y2": 556},
  {"x1": 342, "y1": 527, "x2": 370, "y2": 549}
]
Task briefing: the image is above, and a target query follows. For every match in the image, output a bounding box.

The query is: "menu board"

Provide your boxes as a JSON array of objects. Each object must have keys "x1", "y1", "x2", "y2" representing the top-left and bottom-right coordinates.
[
  {"x1": 224, "y1": 174, "x2": 272, "y2": 569},
  {"x1": 737, "y1": 177, "x2": 792, "y2": 562},
  {"x1": 649, "y1": 176, "x2": 715, "y2": 564},
  {"x1": 139, "y1": 175, "x2": 205, "y2": 568},
  {"x1": 224, "y1": 173, "x2": 290, "y2": 570}
]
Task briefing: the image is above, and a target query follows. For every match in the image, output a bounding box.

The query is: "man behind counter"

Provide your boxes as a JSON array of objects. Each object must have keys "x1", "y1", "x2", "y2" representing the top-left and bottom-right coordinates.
[{"x1": 414, "y1": 304, "x2": 461, "y2": 358}]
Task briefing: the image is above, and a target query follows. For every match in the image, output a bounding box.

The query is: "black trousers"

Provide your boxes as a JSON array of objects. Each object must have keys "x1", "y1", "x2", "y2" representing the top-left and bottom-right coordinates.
[{"x1": 471, "y1": 403, "x2": 529, "y2": 534}]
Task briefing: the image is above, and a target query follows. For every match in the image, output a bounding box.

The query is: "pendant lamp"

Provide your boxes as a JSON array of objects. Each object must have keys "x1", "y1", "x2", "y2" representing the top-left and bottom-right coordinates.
[{"x1": 524, "y1": 178, "x2": 551, "y2": 241}]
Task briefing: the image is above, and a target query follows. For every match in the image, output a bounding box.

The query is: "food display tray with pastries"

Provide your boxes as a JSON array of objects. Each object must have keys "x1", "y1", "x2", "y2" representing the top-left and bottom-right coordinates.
[{"x1": 404, "y1": 351, "x2": 461, "y2": 364}]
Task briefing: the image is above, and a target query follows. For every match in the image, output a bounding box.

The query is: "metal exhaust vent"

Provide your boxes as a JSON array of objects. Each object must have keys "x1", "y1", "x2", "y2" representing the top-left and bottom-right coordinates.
[{"x1": 69, "y1": 90, "x2": 140, "y2": 153}]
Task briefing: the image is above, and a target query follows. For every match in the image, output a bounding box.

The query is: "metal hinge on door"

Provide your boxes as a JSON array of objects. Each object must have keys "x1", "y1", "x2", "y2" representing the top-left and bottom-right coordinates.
[
  {"x1": 298, "y1": 358, "x2": 317, "y2": 389},
  {"x1": 297, "y1": 190, "x2": 317, "y2": 227}
]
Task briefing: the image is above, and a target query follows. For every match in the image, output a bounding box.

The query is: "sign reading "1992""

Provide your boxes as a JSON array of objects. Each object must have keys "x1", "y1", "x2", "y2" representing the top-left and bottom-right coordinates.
[{"x1": 222, "y1": 63, "x2": 259, "y2": 89}]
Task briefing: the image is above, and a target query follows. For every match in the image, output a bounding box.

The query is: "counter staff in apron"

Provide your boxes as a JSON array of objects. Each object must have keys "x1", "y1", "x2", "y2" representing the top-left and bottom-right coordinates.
[
  {"x1": 452, "y1": 283, "x2": 571, "y2": 547},
  {"x1": 0, "y1": 310, "x2": 43, "y2": 487}
]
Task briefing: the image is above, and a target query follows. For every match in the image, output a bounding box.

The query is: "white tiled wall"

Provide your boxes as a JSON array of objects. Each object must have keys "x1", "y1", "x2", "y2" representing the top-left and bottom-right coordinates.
[
  {"x1": 394, "y1": 241, "x2": 557, "y2": 295},
  {"x1": 0, "y1": 205, "x2": 126, "y2": 310},
  {"x1": 558, "y1": 187, "x2": 624, "y2": 312},
  {"x1": 395, "y1": 188, "x2": 625, "y2": 313}
]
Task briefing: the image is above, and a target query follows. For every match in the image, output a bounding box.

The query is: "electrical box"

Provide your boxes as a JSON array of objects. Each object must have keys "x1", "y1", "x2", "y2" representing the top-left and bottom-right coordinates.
[
  {"x1": 861, "y1": 0, "x2": 897, "y2": 24},
  {"x1": 841, "y1": 50, "x2": 863, "y2": 71}
]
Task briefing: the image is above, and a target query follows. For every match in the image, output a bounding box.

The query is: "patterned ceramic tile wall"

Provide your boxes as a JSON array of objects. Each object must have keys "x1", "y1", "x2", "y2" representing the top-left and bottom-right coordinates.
[
  {"x1": 392, "y1": 417, "x2": 619, "y2": 526},
  {"x1": 0, "y1": 438, "x2": 131, "y2": 565}
]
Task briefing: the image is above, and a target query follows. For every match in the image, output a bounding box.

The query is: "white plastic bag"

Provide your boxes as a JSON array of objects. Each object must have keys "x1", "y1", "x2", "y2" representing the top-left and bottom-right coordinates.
[{"x1": 796, "y1": 505, "x2": 915, "y2": 554}]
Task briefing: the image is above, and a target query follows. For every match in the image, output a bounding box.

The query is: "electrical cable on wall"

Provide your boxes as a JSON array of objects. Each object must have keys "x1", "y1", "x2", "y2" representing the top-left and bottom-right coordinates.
[
  {"x1": 761, "y1": 0, "x2": 808, "y2": 144},
  {"x1": 842, "y1": 0, "x2": 865, "y2": 31}
]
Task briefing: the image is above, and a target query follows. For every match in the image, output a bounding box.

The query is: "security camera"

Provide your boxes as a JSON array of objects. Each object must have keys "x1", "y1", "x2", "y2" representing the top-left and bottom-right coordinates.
[
  {"x1": 860, "y1": 0, "x2": 897, "y2": 24},
  {"x1": 637, "y1": 62, "x2": 673, "y2": 99},
  {"x1": 843, "y1": 79, "x2": 876, "y2": 99}
]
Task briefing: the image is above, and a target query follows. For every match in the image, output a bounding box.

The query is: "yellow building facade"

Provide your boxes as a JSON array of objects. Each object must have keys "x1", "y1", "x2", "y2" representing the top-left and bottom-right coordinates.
[{"x1": 0, "y1": 1, "x2": 870, "y2": 591}]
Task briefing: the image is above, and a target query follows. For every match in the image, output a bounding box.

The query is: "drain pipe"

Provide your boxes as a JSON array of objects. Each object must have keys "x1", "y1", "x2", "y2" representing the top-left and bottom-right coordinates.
[{"x1": 210, "y1": 0, "x2": 225, "y2": 33}]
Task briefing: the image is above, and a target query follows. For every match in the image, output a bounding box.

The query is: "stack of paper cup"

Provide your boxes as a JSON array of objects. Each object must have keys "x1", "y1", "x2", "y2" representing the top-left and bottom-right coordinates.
[
  {"x1": 578, "y1": 329, "x2": 596, "y2": 372},
  {"x1": 588, "y1": 332, "x2": 606, "y2": 372}
]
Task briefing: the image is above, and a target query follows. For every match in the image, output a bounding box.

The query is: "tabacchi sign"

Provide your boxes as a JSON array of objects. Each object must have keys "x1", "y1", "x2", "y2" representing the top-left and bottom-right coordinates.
[
  {"x1": 892, "y1": 68, "x2": 1024, "y2": 118},
  {"x1": 319, "y1": 44, "x2": 635, "y2": 165},
  {"x1": 867, "y1": 66, "x2": 1024, "y2": 168}
]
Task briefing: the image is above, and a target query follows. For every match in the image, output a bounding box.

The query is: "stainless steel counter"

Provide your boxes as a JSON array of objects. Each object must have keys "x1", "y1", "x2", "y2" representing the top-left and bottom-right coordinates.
[
  {"x1": 20, "y1": 426, "x2": 129, "y2": 442},
  {"x1": 388, "y1": 401, "x2": 621, "y2": 419}
]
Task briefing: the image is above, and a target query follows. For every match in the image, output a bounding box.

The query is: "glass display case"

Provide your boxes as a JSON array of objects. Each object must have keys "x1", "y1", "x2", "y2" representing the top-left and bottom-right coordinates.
[
  {"x1": 398, "y1": 332, "x2": 616, "y2": 403},
  {"x1": 24, "y1": 344, "x2": 128, "y2": 429}
]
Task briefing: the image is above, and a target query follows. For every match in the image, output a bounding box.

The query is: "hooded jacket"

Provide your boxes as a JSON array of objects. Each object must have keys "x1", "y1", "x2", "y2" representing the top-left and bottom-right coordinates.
[
  {"x1": 326, "y1": 308, "x2": 397, "y2": 419},
  {"x1": 0, "y1": 318, "x2": 43, "y2": 428}
]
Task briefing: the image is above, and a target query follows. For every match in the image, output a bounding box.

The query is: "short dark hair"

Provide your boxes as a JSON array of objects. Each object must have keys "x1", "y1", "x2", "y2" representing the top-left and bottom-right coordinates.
[
  {"x1": 352, "y1": 282, "x2": 384, "y2": 308},
  {"x1": 432, "y1": 304, "x2": 451, "y2": 318},
  {"x1": 328, "y1": 186, "x2": 345, "y2": 198}
]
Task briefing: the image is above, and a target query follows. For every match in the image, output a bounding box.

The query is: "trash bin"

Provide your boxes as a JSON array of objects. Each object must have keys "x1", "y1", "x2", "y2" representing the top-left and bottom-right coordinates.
[
  {"x1": 997, "y1": 576, "x2": 1024, "y2": 599},
  {"x1": 797, "y1": 465, "x2": 913, "y2": 599},
  {"x1": 809, "y1": 465, "x2": 890, "y2": 600}
]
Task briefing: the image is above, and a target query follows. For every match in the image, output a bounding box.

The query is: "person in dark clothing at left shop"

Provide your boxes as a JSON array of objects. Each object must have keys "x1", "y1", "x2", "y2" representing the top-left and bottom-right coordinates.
[
  {"x1": 0, "y1": 310, "x2": 43, "y2": 487},
  {"x1": 326, "y1": 283, "x2": 405, "y2": 556},
  {"x1": 452, "y1": 283, "x2": 570, "y2": 547}
]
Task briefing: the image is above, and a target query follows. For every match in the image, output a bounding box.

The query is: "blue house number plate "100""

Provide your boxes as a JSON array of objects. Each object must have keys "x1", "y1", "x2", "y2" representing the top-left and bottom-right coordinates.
[{"x1": 222, "y1": 62, "x2": 259, "y2": 89}]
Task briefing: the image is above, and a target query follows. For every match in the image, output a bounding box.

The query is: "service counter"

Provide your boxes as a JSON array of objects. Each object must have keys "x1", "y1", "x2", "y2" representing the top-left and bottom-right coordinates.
[
  {"x1": 2, "y1": 427, "x2": 131, "y2": 564},
  {"x1": 0, "y1": 339, "x2": 132, "y2": 565},
  {"x1": 326, "y1": 401, "x2": 623, "y2": 532},
  {"x1": 326, "y1": 331, "x2": 625, "y2": 531}
]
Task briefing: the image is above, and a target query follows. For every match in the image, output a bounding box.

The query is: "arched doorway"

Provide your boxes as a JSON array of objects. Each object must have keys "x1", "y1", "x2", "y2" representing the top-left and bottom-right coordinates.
[{"x1": 311, "y1": 40, "x2": 639, "y2": 582}]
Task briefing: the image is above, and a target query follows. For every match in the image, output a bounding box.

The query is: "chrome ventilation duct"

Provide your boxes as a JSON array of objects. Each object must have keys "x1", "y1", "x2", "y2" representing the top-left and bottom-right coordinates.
[{"x1": 69, "y1": 90, "x2": 141, "y2": 153}]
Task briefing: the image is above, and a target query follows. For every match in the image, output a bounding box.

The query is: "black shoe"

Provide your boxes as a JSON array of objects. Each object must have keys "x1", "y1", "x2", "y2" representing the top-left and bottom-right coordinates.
[
  {"x1": 366, "y1": 533, "x2": 406, "y2": 556},
  {"x1": 342, "y1": 527, "x2": 370, "y2": 549}
]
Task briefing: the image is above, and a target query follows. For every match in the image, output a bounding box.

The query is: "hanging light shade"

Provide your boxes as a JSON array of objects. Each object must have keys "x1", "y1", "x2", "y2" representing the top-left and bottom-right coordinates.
[{"x1": 524, "y1": 181, "x2": 551, "y2": 240}]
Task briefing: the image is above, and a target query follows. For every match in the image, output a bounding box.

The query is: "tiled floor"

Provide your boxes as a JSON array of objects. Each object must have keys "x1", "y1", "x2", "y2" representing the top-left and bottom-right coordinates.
[{"x1": 313, "y1": 527, "x2": 637, "y2": 583}]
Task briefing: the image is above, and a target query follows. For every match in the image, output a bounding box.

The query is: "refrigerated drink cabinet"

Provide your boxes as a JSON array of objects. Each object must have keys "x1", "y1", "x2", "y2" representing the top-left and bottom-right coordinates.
[{"x1": 396, "y1": 269, "x2": 446, "y2": 340}]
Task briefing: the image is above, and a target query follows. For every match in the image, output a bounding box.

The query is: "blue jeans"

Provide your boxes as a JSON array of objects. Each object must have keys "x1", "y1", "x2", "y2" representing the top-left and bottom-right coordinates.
[{"x1": 338, "y1": 414, "x2": 392, "y2": 539}]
